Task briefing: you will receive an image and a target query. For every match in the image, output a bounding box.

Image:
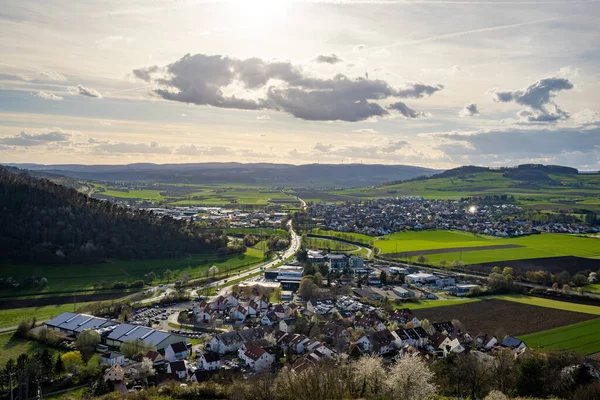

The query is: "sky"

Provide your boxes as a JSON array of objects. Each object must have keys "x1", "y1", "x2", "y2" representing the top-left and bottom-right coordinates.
[{"x1": 0, "y1": 0, "x2": 599, "y2": 170}]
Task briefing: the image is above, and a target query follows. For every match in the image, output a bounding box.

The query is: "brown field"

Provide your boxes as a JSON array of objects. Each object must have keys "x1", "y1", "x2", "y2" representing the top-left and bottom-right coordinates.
[
  {"x1": 413, "y1": 299, "x2": 598, "y2": 338},
  {"x1": 468, "y1": 256, "x2": 600, "y2": 276},
  {"x1": 385, "y1": 244, "x2": 523, "y2": 259}
]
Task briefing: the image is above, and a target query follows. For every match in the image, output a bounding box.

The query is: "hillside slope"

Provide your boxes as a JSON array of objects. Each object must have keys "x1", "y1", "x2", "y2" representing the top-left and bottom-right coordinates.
[
  {"x1": 0, "y1": 167, "x2": 230, "y2": 264},
  {"x1": 7, "y1": 162, "x2": 440, "y2": 188},
  {"x1": 306, "y1": 165, "x2": 600, "y2": 211}
]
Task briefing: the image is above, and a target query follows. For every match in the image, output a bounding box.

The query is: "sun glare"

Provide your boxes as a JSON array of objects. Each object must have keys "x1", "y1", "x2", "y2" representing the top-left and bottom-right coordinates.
[
  {"x1": 229, "y1": 0, "x2": 288, "y2": 24},
  {"x1": 468, "y1": 205, "x2": 477, "y2": 214}
]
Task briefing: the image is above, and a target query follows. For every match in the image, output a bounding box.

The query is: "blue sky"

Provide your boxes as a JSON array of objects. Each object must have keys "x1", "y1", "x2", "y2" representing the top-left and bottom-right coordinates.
[{"x1": 0, "y1": 0, "x2": 599, "y2": 169}]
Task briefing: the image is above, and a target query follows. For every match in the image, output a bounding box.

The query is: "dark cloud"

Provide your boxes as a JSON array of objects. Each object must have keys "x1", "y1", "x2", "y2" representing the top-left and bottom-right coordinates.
[
  {"x1": 459, "y1": 103, "x2": 479, "y2": 117},
  {"x1": 133, "y1": 52, "x2": 442, "y2": 122},
  {"x1": 315, "y1": 54, "x2": 343, "y2": 64},
  {"x1": 389, "y1": 101, "x2": 428, "y2": 118},
  {"x1": 0, "y1": 131, "x2": 71, "y2": 147},
  {"x1": 437, "y1": 126, "x2": 600, "y2": 157},
  {"x1": 313, "y1": 143, "x2": 334, "y2": 152},
  {"x1": 380, "y1": 140, "x2": 409, "y2": 153},
  {"x1": 395, "y1": 82, "x2": 444, "y2": 98},
  {"x1": 69, "y1": 84, "x2": 102, "y2": 98},
  {"x1": 490, "y1": 76, "x2": 573, "y2": 122}
]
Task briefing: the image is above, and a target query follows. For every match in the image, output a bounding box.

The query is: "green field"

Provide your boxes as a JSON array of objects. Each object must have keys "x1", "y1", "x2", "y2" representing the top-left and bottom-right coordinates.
[
  {"x1": 0, "y1": 248, "x2": 266, "y2": 294},
  {"x1": 0, "y1": 303, "x2": 95, "y2": 330},
  {"x1": 0, "y1": 332, "x2": 66, "y2": 366},
  {"x1": 394, "y1": 298, "x2": 480, "y2": 310},
  {"x1": 519, "y1": 318, "x2": 600, "y2": 355},
  {"x1": 305, "y1": 170, "x2": 600, "y2": 212},
  {"x1": 490, "y1": 295, "x2": 600, "y2": 315},
  {"x1": 312, "y1": 229, "x2": 375, "y2": 245},
  {"x1": 373, "y1": 230, "x2": 600, "y2": 265},
  {"x1": 226, "y1": 227, "x2": 290, "y2": 238},
  {"x1": 313, "y1": 229, "x2": 599, "y2": 265},
  {"x1": 303, "y1": 237, "x2": 358, "y2": 252}
]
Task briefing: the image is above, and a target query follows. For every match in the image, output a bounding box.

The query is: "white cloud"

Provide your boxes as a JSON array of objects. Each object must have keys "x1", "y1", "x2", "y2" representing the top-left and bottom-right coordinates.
[
  {"x1": 352, "y1": 128, "x2": 379, "y2": 134},
  {"x1": 256, "y1": 114, "x2": 271, "y2": 120},
  {"x1": 35, "y1": 91, "x2": 63, "y2": 101},
  {"x1": 69, "y1": 84, "x2": 103, "y2": 98}
]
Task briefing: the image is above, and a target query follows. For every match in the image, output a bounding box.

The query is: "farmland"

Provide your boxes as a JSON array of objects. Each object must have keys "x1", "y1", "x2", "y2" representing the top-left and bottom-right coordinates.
[
  {"x1": 92, "y1": 182, "x2": 301, "y2": 209},
  {"x1": 0, "y1": 247, "x2": 266, "y2": 295},
  {"x1": 303, "y1": 237, "x2": 358, "y2": 252},
  {"x1": 412, "y1": 299, "x2": 599, "y2": 337},
  {"x1": 0, "y1": 303, "x2": 94, "y2": 330},
  {"x1": 519, "y1": 319, "x2": 600, "y2": 355}
]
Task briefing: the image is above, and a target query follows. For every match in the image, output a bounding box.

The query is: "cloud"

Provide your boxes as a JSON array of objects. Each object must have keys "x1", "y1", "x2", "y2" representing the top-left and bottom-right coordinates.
[
  {"x1": 437, "y1": 126, "x2": 600, "y2": 158},
  {"x1": 490, "y1": 74, "x2": 573, "y2": 122},
  {"x1": 174, "y1": 144, "x2": 233, "y2": 156},
  {"x1": 395, "y1": 82, "x2": 444, "y2": 98},
  {"x1": 380, "y1": 140, "x2": 409, "y2": 153},
  {"x1": 0, "y1": 130, "x2": 71, "y2": 147},
  {"x1": 35, "y1": 91, "x2": 64, "y2": 101},
  {"x1": 315, "y1": 54, "x2": 343, "y2": 64},
  {"x1": 352, "y1": 128, "x2": 379, "y2": 134},
  {"x1": 459, "y1": 103, "x2": 479, "y2": 117},
  {"x1": 313, "y1": 143, "x2": 334, "y2": 152},
  {"x1": 133, "y1": 52, "x2": 442, "y2": 122},
  {"x1": 38, "y1": 71, "x2": 67, "y2": 81},
  {"x1": 389, "y1": 101, "x2": 429, "y2": 118},
  {"x1": 93, "y1": 140, "x2": 171, "y2": 154},
  {"x1": 256, "y1": 114, "x2": 271, "y2": 120},
  {"x1": 69, "y1": 84, "x2": 103, "y2": 98}
]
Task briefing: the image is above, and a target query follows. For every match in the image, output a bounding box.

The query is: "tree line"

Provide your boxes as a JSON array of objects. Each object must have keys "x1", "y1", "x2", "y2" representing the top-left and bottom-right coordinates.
[{"x1": 0, "y1": 167, "x2": 231, "y2": 264}]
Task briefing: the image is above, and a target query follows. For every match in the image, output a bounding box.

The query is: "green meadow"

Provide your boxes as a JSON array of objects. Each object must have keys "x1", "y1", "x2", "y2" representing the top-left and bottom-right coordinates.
[
  {"x1": 0, "y1": 247, "x2": 266, "y2": 295},
  {"x1": 519, "y1": 318, "x2": 600, "y2": 355}
]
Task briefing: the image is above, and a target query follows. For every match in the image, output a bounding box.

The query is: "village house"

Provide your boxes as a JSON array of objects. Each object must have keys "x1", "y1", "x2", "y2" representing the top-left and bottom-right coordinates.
[
  {"x1": 101, "y1": 351, "x2": 125, "y2": 366},
  {"x1": 193, "y1": 301, "x2": 216, "y2": 324},
  {"x1": 279, "y1": 318, "x2": 296, "y2": 333},
  {"x1": 104, "y1": 363, "x2": 125, "y2": 382},
  {"x1": 357, "y1": 329, "x2": 397, "y2": 355},
  {"x1": 355, "y1": 313, "x2": 386, "y2": 332},
  {"x1": 164, "y1": 341, "x2": 189, "y2": 362},
  {"x1": 256, "y1": 294, "x2": 270, "y2": 312},
  {"x1": 245, "y1": 299, "x2": 260, "y2": 318},
  {"x1": 501, "y1": 336, "x2": 527, "y2": 353},
  {"x1": 210, "y1": 296, "x2": 228, "y2": 312},
  {"x1": 307, "y1": 298, "x2": 336, "y2": 314},
  {"x1": 196, "y1": 352, "x2": 221, "y2": 371},
  {"x1": 238, "y1": 343, "x2": 275, "y2": 372},
  {"x1": 475, "y1": 332, "x2": 498, "y2": 350},
  {"x1": 145, "y1": 350, "x2": 165, "y2": 367},
  {"x1": 260, "y1": 311, "x2": 279, "y2": 326},
  {"x1": 230, "y1": 305, "x2": 248, "y2": 323},
  {"x1": 167, "y1": 360, "x2": 188, "y2": 379},
  {"x1": 225, "y1": 293, "x2": 240, "y2": 309},
  {"x1": 327, "y1": 254, "x2": 348, "y2": 269},
  {"x1": 320, "y1": 323, "x2": 351, "y2": 347},
  {"x1": 272, "y1": 304, "x2": 291, "y2": 319}
]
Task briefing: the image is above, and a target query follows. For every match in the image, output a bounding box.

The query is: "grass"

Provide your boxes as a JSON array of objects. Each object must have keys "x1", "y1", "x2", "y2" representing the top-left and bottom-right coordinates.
[
  {"x1": 303, "y1": 237, "x2": 357, "y2": 252},
  {"x1": 0, "y1": 248, "x2": 266, "y2": 295},
  {"x1": 393, "y1": 298, "x2": 480, "y2": 310},
  {"x1": 312, "y1": 229, "x2": 375, "y2": 245},
  {"x1": 519, "y1": 318, "x2": 600, "y2": 355},
  {"x1": 46, "y1": 387, "x2": 87, "y2": 399},
  {"x1": 372, "y1": 230, "x2": 600, "y2": 265},
  {"x1": 226, "y1": 227, "x2": 289, "y2": 238},
  {"x1": 490, "y1": 294, "x2": 600, "y2": 315},
  {"x1": 585, "y1": 284, "x2": 600, "y2": 293},
  {"x1": 0, "y1": 302, "x2": 95, "y2": 329},
  {"x1": 0, "y1": 332, "x2": 66, "y2": 367}
]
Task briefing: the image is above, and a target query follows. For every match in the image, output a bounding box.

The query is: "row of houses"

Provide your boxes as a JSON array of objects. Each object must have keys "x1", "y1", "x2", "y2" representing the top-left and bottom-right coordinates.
[{"x1": 192, "y1": 293, "x2": 270, "y2": 324}]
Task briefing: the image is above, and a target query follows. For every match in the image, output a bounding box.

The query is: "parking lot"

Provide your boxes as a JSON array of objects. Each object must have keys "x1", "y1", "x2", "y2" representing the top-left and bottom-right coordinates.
[{"x1": 131, "y1": 304, "x2": 178, "y2": 327}]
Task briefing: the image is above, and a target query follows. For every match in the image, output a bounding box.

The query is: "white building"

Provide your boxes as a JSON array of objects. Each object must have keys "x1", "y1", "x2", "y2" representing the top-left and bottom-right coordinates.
[{"x1": 405, "y1": 272, "x2": 437, "y2": 284}]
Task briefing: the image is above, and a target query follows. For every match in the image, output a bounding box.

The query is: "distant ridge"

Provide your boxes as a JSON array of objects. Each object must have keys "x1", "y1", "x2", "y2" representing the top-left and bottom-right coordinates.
[{"x1": 4, "y1": 162, "x2": 440, "y2": 188}]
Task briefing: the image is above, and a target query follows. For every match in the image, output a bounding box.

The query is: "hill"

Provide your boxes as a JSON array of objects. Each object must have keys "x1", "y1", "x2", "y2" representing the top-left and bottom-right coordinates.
[
  {"x1": 0, "y1": 167, "x2": 231, "y2": 264},
  {"x1": 301, "y1": 164, "x2": 600, "y2": 212},
  {"x1": 6, "y1": 162, "x2": 440, "y2": 188}
]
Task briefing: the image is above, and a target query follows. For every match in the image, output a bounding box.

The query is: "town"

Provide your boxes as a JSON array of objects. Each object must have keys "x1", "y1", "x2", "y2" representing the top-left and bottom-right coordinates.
[{"x1": 309, "y1": 197, "x2": 599, "y2": 237}]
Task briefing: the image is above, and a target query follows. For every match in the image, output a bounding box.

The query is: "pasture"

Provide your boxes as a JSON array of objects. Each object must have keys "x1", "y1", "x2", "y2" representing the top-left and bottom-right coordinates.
[
  {"x1": 312, "y1": 229, "x2": 375, "y2": 245},
  {"x1": 303, "y1": 237, "x2": 358, "y2": 252},
  {"x1": 519, "y1": 318, "x2": 600, "y2": 355},
  {"x1": 0, "y1": 247, "x2": 266, "y2": 295},
  {"x1": 0, "y1": 303, "x2": 94, "y2": 330},
  {"x1": 377, "y1": 231, "x2": 600, "y2": 268},
  {"x1": 0, "y1": 332, "x2": 66, "y2": 367},
  {"x1": 412, "y1": 299, "x2": 598, "y2": 337}
]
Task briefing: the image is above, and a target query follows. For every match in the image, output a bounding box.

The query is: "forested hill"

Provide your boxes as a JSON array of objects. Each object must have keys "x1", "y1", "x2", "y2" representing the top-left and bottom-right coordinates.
[{"x1": 0, "y1": 167, "x2": 229, "y2": 264}]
